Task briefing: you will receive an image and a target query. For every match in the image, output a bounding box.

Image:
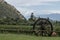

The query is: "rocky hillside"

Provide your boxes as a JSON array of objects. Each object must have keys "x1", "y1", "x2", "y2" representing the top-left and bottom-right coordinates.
[{"x1": 0, "y1": 0, "x2": 25, "y2": 20}]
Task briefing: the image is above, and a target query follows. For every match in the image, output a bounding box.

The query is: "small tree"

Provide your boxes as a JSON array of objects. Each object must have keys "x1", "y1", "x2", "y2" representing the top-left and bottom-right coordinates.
[
  {"x1": 28, "y1": 13, "x2": 36, "y2": 21},
  {"x1": 28, "y1": 13, "x2": 37, "y2": 25}
]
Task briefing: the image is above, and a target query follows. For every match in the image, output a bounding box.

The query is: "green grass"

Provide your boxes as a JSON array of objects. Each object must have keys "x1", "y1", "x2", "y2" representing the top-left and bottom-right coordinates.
[
  {"x1": 0, "y1": 25, "x2": 33, "y2": 30},
  {"x1": 0, "y1": 33, "x2": 60, "y2": 40}
]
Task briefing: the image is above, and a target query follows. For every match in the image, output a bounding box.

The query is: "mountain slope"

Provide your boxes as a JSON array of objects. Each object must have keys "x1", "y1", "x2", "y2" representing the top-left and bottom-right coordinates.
[
  {"x1": 0, "y1": 0, "x2": 25, "y2": 20},
  {"x1": 39, "y1": 13, "x2": 60, "y2": 21}
]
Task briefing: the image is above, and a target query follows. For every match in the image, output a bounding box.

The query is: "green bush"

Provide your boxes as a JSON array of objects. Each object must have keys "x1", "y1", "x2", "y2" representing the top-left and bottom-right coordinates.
[{"x1": 55, "y1": 27, "x2": 60, "y2": 36}]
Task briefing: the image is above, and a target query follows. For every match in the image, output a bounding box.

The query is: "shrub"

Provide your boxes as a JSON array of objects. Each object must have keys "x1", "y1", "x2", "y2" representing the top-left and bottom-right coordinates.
[{"x1": 55, "y1": 27, "x2": 60, "y2": 36}]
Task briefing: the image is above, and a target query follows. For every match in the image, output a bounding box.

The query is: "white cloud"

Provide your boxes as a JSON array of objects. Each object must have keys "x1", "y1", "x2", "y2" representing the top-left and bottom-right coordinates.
[
  {"x1": 42, "y1": 10, "x2": 60, "y2": 14},
  {"x1": 5, "y1": 0, "x2": 60, "y2": 6},
  {"x1": 16, "y1": 7, "x2": 36, "y2": 18}
]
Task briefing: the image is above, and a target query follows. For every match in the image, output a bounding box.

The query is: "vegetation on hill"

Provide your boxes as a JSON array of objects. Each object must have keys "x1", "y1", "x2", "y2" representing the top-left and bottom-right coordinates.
[{"x1": 0, "y1": 0, "x2": 27, "y2": 25}]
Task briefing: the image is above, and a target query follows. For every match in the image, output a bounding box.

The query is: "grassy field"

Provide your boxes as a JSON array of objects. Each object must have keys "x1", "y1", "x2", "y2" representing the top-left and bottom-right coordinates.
[
  {"x1": 0, "y1": 33, "x2": 60, "y2": 40},
  {"x1": 0, "y1": 25, "x2": 60, "y2": 40}
]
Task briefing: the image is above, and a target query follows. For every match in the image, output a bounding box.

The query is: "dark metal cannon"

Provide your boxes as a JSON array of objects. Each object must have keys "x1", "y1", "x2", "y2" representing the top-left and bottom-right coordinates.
[{"x1": 33, "y1": 18, "x2": 53, "y2": 36}]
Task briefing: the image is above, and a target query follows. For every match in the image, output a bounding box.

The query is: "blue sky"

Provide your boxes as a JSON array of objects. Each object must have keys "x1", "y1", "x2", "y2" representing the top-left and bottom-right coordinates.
[{"x1": 5, "y1": 0, "x2": 60, "y2": 18}]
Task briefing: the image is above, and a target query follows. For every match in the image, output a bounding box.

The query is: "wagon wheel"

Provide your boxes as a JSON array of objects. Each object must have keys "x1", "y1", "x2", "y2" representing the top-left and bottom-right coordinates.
[{"x1": 33, "y1": 18, "x2": 53, "y2": 36}]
